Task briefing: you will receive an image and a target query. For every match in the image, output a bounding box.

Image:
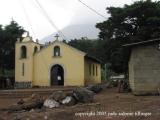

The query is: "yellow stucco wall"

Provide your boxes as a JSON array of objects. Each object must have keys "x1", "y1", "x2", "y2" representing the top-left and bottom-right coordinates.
[
  {"x1": 84, "y1": 59, "x2": 101, "y2": 85},
  {"x1": 15, "y1": 39, "x2": 40, "y2": 83},
  {"x1": 15, "y1": 38, "x2": 101, "y2": 87},
  {"x1": 33, "y1": 41, "x2": 85, "y2": 86}
]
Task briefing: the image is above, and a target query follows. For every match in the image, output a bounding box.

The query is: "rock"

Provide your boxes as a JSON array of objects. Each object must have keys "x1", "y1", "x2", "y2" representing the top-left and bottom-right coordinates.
[
  {"x1": 8, "y1": 99, "x2": 44, "y2": 112},
  {"x1": 61, "y1": 96, "x2": 77, "y2": 106},
  {"x1": 44, "y1": 115, "x2": 48, "y2": 120},
  {"x1": 29, "y1": 109, "x2": 35, "y2": 112},
  {"x1": 49, "y1": 91, "x2": 66, "y2": 102},
  {"x1": 17, "y1": 99, "x2": 24, "y2": 105},
  {"x1": 86, "y1": 85, "x2": 103, "y2": 93},
  {"x1": 43, "y1": 99, "x2": 60, "y2": 108},
  {"x1": 73, "y1": 87, "x2": 95, "y2": 103},
  {"x1": 35, "y1": 107, "x2": 46, "y2": 113},
  {"x1": 17, "y1": 93, "x2": 43, "y2": 105},
  {"x1": 6, "y1": 94, "x2": 45, "y2": 112},
  {"x1": 101, "y1": 82, "x2": 112, "y2": 89},
  {"x1": 13, "y1": 115, "x2": 22, "y2": 120}
]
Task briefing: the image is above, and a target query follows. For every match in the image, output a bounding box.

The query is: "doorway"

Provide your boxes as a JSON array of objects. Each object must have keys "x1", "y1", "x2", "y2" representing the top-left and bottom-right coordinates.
[{"x1": 50, "y1": 64, "x2": 64, "y2": 86}]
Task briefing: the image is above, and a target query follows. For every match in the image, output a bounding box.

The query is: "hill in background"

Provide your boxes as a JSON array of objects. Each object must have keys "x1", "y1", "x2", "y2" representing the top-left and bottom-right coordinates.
[{"x1": 41, "y1": 24, "x2": 99, "y2": 43}]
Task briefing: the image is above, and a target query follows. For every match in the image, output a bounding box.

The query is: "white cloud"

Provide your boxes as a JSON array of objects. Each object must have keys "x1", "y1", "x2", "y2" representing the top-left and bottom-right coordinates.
[{"x1": 0, "y1": 0, "x2": 156, "y2": 40}]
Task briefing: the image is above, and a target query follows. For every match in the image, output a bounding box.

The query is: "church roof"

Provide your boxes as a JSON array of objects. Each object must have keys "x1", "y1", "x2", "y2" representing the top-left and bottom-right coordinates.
[{"x1": 85, "y1": 54, "x2": 101, "y2": 63}]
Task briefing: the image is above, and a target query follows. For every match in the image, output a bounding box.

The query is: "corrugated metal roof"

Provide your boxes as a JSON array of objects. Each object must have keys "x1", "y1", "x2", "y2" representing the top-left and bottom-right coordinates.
[{"x1": 122, "y1": 38, "x2": 160, "y2": 47}]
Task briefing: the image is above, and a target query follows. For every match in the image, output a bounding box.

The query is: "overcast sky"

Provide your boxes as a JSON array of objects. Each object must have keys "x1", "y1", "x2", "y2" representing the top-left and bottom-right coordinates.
[{"x1": 0, "y1": 0, "x2": 147, "y2": 40}]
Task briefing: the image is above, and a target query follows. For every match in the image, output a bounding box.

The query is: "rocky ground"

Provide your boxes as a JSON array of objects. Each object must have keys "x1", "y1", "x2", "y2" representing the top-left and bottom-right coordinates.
[{"x1": 0, "y1": 87, "x2": 160, "y2": 120}]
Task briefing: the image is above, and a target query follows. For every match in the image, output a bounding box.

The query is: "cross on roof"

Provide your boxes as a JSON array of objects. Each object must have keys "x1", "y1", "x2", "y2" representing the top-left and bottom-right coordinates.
[{"x1": 54, "y1": 34, "x2": 60, "y2": 41}]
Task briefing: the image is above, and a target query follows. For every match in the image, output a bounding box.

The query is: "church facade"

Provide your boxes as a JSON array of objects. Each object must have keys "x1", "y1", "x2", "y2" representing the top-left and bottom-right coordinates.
[{"x1": 15, "y1": 36, "x2": 101, "y2": 88}]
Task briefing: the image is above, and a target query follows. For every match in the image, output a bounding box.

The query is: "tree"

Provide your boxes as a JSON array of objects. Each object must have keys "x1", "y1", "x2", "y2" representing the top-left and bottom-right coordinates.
[
  {"x1": 96, "y1": 0, "x2": 160, "y2": 73},
  {"x1": 0, "y1": 20, "x2": 25, "y2": 75},
  {"x1": 68, "y1": 38, "x2": 94, "y2": 54},
  {"x1": 68, "y1": 38, "x2": 106, "y2": 64}
]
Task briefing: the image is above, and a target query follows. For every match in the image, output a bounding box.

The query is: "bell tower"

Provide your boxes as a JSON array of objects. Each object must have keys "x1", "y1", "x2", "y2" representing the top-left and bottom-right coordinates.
[{"x1": 15, "y1": 33, "x2": 40, "y2": 88}]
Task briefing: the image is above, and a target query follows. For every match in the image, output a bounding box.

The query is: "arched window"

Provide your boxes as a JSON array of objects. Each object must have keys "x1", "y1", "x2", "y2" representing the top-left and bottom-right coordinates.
[
  {"x1": 89, "y1": 64, "x2": 91, "y2": 76},
  {"x1": 93, "y1": 64, "x2": 95, "y2": 76},
  {"x1": 54, "y1": 46, "x2": 60, "y2": 56},
  {"x1": 34, "y1": 46, "x2": 38, "y2": 54},
  {"x1": 96, "y1": 65, "x2": 98, "y2": 76},
  {"x1": 21, "y1": 46, "x2": 27, "y2": 58}
]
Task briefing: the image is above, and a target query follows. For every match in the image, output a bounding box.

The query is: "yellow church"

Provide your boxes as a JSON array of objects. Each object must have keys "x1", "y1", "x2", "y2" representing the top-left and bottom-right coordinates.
[{"x1": 15, "y1": 35, "x2": 101, "y2": 88}]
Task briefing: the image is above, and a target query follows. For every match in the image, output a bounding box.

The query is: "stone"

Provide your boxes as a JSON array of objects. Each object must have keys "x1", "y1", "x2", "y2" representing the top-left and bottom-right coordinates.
[
  {"x1": 61, "y1": 96, "x2": 77, "y2": 106},
  {"x1": 13, "y1": 115, "x2": 22, "y2": 120},
  {"x1": 100, "y1": 82, "x2": 111, "y2": 89},
  {"x1": 35, "y1": 107, "x2": 46, "y2": 113},
  {"x1": 44, "y1": 115, "x2": 48, "y2": 120},
  {"x1": 8, "y1": 99, "x2": 44, "y2": 112},
  {"x1": 73, "y1": 87, "x2": 95, "y2": 103},
  {"x1": 21, "y1": 93, "x2": 43, "y2": 103},
  {"x1": 49, "y1": 91, "x2": 66, "y2": 102},
  {"x1": 17, "y1": 99, "x2": 24, "y2": 105},
  {"x1": 86, "y1": 85, "x2": 103, "y2": 93},
  {"x1": 5, "y1": 94, "x2": 44, "y2": 112},
  {"x1": 43, "y1": 99, "x2": 60, "y2": 108},
  {"x1": 29, "y1": 109, "x2": 35, "y2": 112}
]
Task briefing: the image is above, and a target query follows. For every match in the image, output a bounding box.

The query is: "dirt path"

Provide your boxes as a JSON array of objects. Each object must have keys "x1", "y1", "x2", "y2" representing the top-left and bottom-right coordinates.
[{"x1": 0, "y1": 88, "x2": 160, "y2": 120}]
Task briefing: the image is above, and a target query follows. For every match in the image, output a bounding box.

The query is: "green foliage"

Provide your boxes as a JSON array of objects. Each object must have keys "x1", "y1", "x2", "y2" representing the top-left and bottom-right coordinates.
[
  {"x1": 101, "y1": 69, "x2": 106, "y2": 81},
  {"x1": 0, "y1": 69, "x2": 14, "y2": 77},
  {"x1": 68, "y1": 38, "x2": 107, "y2": 63},
  {"x1": 0, "y1": 20, "x2": 25, "y2": 76},
  {"x1": 96, "y1": 0, "x2": 160, "y2": 73}
]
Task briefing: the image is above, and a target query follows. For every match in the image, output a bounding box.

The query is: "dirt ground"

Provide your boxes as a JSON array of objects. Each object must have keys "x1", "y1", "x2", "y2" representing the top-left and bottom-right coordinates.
[{"x1": 0, "y1": 87, "x2": 160, "y2": 120}]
